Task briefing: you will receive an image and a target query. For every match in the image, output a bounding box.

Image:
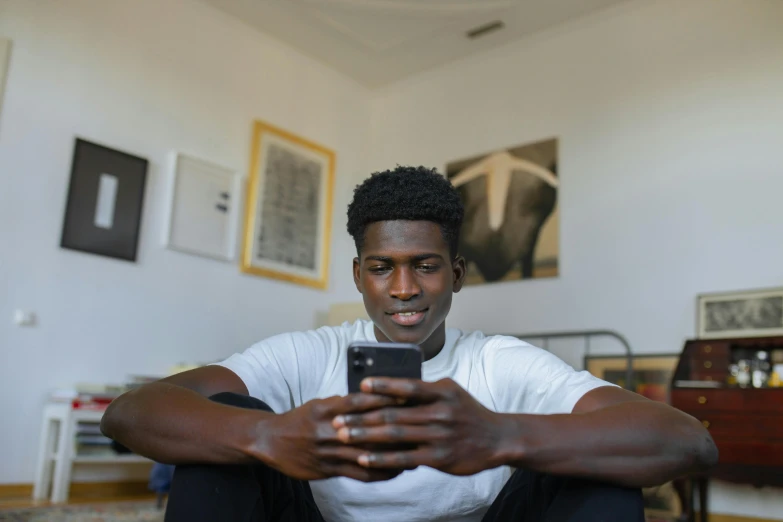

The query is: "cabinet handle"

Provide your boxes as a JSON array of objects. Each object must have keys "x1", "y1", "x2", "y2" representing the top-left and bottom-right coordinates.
[
  {"x1": 704, "y1": 361, "x2": 713, "y2": 369},
  {"x1": 698, "y1": 396, "x2": 707, "y2": 404},
  {"x1": 702, "y1": 420, "x2": 710, "y2": 429},
  {"x1": 704, "y1": 345, "x2": 712, "y2": 353}
]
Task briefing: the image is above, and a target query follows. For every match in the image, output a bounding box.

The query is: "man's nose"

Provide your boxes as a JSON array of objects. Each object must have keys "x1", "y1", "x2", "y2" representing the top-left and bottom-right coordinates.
[{"x1": 389, "y1": 266, "x2": 421, "y2": 301}]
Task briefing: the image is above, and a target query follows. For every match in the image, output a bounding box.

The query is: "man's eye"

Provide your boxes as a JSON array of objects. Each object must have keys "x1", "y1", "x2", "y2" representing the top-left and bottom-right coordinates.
[
  {"x1": 369, "y1": 266, "x2": 391, "y2": 274},
  {"x1": 417, "y1": 264, "x2": 438, "y2": 272}
]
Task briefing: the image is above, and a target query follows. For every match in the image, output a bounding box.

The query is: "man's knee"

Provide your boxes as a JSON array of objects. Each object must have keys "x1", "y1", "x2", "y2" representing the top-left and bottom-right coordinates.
[
  {"x1": 588, "y1": 482, "x2": 644, "y2": 510},
  {"x1": 550, "y1": 479, "x2": 644, "y2": 522},
  {"x1": 208, "y1": 392, "x2": 275, "y2": 413}
]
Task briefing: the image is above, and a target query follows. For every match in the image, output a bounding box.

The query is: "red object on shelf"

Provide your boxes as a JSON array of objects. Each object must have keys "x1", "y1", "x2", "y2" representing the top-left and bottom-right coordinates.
[{"x1": 71, "y1": 398, "x2": 111, "y2": 410}]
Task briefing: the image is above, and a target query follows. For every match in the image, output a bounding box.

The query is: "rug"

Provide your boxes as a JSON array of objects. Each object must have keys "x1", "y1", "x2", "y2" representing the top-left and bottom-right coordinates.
[{"x1": 0, "y1": 501, "x2": 164, "y2": 522}]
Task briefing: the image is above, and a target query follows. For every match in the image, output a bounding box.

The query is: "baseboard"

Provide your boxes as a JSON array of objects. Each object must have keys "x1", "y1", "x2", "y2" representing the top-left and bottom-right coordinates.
[
  {"x1": 702, "y1": 515, "x2": 779, "y2": 522},
  {"x1": 0, "y1": 484, "x2": 32, "y2": 500},
  {"x1": 0, "y1": 481, "x2": 152, "y2": 501}
]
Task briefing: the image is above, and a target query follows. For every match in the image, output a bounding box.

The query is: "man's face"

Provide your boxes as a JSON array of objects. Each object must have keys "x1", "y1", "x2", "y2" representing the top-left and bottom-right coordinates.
[{"x1": 353, "y1": 220, "x2": 466, "y2": 355}]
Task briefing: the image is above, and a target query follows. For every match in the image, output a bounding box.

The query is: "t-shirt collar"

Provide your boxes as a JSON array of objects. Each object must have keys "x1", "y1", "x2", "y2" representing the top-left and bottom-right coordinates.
[{"x1": 364, "y1": 320, "x2": 458, "y2": 374}]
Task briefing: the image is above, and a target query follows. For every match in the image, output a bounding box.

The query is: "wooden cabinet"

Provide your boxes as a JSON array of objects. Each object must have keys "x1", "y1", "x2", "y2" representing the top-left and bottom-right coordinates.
[{"x1": 669, "y1": 336, "x2": 783, "y2": 522}]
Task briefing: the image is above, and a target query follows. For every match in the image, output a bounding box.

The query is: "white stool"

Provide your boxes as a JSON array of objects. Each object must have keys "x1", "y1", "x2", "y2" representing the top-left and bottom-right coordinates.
[{"x1": 32, "y1": 402, "x2": 149, "y2": 503}]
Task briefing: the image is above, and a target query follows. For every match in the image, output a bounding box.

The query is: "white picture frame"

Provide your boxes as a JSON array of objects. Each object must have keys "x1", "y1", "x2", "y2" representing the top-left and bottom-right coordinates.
[
  {"x1": 697, "y1": 287, "x2": 783, "y2": 339},
  {"x1": 163, "y1": 152, "x2": 243, "y2": 262},
  {"x1": 0, "y1": 37, "x2": 12, "y2": 119}
]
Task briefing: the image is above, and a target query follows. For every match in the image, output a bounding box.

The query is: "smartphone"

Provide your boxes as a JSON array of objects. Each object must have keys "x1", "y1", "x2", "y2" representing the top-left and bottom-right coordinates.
[{"x1": 347, "y1": 341, "x2": 422, "y2": 394}]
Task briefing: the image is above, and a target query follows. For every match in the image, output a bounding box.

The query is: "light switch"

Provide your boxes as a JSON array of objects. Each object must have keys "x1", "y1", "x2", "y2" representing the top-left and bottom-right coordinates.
[{"x1": 13, "y1": 310, "x2": 36, "y2": 327}]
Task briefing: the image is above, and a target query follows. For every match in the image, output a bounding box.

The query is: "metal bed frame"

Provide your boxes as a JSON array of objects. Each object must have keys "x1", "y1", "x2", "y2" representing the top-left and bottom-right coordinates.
[{"x1": 505, "y1": 329, "x2": 635, "y2": 391}]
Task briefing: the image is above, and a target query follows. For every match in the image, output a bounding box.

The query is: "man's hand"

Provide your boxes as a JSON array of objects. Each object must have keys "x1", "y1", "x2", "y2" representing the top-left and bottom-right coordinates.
[
  {"x1": 331, "y1": 378, "x2": 510, "y2": 476},
  {"x1": 250, "y1": 393, "x2": 411, "y2": 483}
]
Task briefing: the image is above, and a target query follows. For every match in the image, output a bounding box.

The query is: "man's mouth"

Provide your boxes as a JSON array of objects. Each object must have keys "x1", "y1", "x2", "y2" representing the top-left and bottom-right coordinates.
[{"x1": 387, "y1": 308, "x2": 428, "y2": 327}]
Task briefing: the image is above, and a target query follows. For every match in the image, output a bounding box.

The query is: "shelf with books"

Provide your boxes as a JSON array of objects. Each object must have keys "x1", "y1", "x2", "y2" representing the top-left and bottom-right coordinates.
[{"x1": 33, "y1": 402, "x2": 153, "y2": 503}]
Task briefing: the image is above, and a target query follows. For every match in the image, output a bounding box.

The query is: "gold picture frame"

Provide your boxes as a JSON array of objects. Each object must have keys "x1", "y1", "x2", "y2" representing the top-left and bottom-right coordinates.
[
  {"x1": 240, "y1": 120, "x2": 335, "y2": 289},
  {"x1": 0, "y1": 37, "x2": 11, "y2": 119}
]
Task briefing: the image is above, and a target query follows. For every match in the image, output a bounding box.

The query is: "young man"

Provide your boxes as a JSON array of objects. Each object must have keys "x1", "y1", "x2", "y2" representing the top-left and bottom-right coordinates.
[{"x1": 102, "y1": 166, "x2": 717, "y2": 522}]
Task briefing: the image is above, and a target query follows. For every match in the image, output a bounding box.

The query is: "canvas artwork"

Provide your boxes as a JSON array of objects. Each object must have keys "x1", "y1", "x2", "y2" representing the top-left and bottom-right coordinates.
[
  {"x1": 60, "y1": 138, "x2": 148, "y2": 262},
  {"x1": 164, "y1": 152, "x2": 242, "y2": 262},
  {"x1": 240, "y1": 120, "x2": 335, "y2": 290},
  {"x1": 445, "y1": 138, "x2": 559, "y2": 286},
  {"x1": 697, "y1": 287, "x2": 783, "y2": 339}
]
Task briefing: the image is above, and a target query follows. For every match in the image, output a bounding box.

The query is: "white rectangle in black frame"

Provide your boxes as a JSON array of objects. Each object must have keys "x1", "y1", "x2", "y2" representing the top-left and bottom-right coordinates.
[{"x1": 94, "y1": 173, "x2": 118, "y2": 229}]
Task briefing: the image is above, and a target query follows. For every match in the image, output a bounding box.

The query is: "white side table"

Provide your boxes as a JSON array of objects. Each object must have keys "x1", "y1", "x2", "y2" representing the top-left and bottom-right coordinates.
[{"x1": 32, "y1": 402, "x2": 150, "y2": 503}]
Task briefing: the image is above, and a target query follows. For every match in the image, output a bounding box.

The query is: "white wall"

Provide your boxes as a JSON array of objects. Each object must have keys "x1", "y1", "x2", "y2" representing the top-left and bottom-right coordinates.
[
  {"x1": 0, "y1": 0, "x2": 371, "y2": 484},
  {"x1": 367, "y1": 0, "x2": 783, "y2": 518}
]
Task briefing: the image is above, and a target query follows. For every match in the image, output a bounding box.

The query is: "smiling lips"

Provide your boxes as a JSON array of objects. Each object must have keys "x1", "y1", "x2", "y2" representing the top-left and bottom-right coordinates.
[{"x1": 388, "y1": 308, "x2": 428, "y2": 327}]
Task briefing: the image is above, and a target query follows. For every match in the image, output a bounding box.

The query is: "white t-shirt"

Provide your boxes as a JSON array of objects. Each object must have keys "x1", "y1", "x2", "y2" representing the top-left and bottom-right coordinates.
[{"x1": 215, "y1": 319, "x2": 613, "y2": 522}]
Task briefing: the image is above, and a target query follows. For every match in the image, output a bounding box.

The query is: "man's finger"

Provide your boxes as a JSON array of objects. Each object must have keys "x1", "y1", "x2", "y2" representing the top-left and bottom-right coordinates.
[
  {"x1": 318, "y1": 444, "x2": 366, "y2": 462},
  {"x1": 314, "y1": 421, "x2": 340, "y2": 443},
  {"x1": 360, "y1": 378, "x2": 441, "y2": 402},
  {"x1": 333, "y1": 404, "x2": 440, "y2": 428},
  {"x1": 324, "y1": 463, "x2": 404, "y2": 482},
  {"x1": 325, "y1": 393, "x2": 399, "y2": 416},
  {"x1": 356, "y1": 448, "x2": 434, "y2": 470},
  {"x1": 336, "y1": 425, "x2": 446, "y2": 445}
]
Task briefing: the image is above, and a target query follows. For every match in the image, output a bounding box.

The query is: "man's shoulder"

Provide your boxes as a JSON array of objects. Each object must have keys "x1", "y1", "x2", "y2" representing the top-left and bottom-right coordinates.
[
  {"x1": 310, "y1": 318, "x2": 375, "y2": 345},
  {"x1": 451, "y1": 328, "x2": 541, "y2": 356},
  {"x1": 252, "y1": 319, "x2": 373, "y2": 350}
]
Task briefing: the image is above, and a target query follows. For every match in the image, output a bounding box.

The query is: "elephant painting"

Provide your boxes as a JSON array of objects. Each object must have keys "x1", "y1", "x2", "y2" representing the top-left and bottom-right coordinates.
[{"x1": 446, "y1": 138, "x2": 559, "y2": 285}]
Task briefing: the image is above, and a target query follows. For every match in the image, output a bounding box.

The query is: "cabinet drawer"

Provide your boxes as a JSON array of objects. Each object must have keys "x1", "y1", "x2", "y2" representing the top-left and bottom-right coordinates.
[
  {"x1": 690, "y1": 370, "x2": 729, "y2": 383},
  {"x1": 692, "y1": 342, "x2": 729, "y2": 358},
  {"x1": 695, "y1": 414, "x2": 783, "y2": 440},
  {"x1": 671, "y1": 389, "x2": 783, "y2": 414},
  {"x1": 688, "y1": 358, "x2": 727, "y2": 372},
  {"x1": 714, "y1": 440, "x2": 783, "y2": 467}
]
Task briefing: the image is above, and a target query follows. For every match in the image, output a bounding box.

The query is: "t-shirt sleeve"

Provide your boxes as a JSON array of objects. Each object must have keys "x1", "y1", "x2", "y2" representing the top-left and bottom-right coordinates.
[
  {"x1": 211, "y1": 327, "x2": 341, "y2": 414},
  {"x1": 481, "y1": 336, "x2": 618, "y2": 415}
]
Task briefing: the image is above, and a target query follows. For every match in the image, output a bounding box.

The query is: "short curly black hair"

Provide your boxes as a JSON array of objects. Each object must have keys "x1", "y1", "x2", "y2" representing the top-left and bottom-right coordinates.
[{"x1": 346, "y1": 165, "x2": 464, "y2": 258}]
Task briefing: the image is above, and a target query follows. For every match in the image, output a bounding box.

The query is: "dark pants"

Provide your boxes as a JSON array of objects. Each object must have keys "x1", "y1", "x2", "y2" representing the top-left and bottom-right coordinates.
[{"x1": 164, "y1": 393, "x2": 644, "y2": 522}]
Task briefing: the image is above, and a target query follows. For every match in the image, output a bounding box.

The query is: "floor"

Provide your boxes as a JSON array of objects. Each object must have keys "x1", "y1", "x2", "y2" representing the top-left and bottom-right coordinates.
[
  {"x1": 0, "y1": 492, "x2": 158, "y2": 510},
  {"x1": 0, "y1": 489, "x2": 774, "y2": 522}
]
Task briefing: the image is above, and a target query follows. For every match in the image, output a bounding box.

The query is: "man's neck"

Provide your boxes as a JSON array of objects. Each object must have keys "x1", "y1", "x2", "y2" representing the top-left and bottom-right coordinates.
[
  {"x1": 420, "y1": 325, "x2": 447, "y2": 361},
  {"x1": 373, "y1": 324, "x2": 446, "y2": 362}
]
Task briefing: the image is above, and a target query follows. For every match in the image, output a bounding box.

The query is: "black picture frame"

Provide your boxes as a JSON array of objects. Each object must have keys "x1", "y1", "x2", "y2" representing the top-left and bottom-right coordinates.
[{"x1": 60, "y1": 138, "x2": 149, "y2": 262}]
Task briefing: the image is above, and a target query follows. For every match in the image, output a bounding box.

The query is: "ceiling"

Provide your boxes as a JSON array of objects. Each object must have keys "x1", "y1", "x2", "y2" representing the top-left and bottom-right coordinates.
[{"x1": 201, "y1": 0, "x2": 630, "y2": 88}]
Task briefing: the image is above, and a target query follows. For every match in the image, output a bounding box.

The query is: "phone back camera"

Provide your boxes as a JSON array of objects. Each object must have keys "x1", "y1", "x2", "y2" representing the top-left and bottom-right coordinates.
[{"x1": 352, "y1": 353, "x2": 365, "y2": 372}]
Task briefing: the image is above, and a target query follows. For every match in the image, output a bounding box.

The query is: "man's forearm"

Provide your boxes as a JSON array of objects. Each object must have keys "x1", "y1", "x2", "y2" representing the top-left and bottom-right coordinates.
[
  {"x1": 101, "y1": 382, "x2": 269, "y2": 465},
  {"x1": 497, "y1": 402, "x2": 718, "y2": 488}
]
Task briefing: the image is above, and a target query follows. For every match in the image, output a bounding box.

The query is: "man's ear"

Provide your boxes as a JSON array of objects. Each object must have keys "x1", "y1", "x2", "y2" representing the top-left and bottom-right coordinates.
[
  {"x1": 452, "y1": 255, "x2": 467, "y2": 293},
  {"x1": 353, "y1": 257, "x2": 361, "y2": 293}
]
